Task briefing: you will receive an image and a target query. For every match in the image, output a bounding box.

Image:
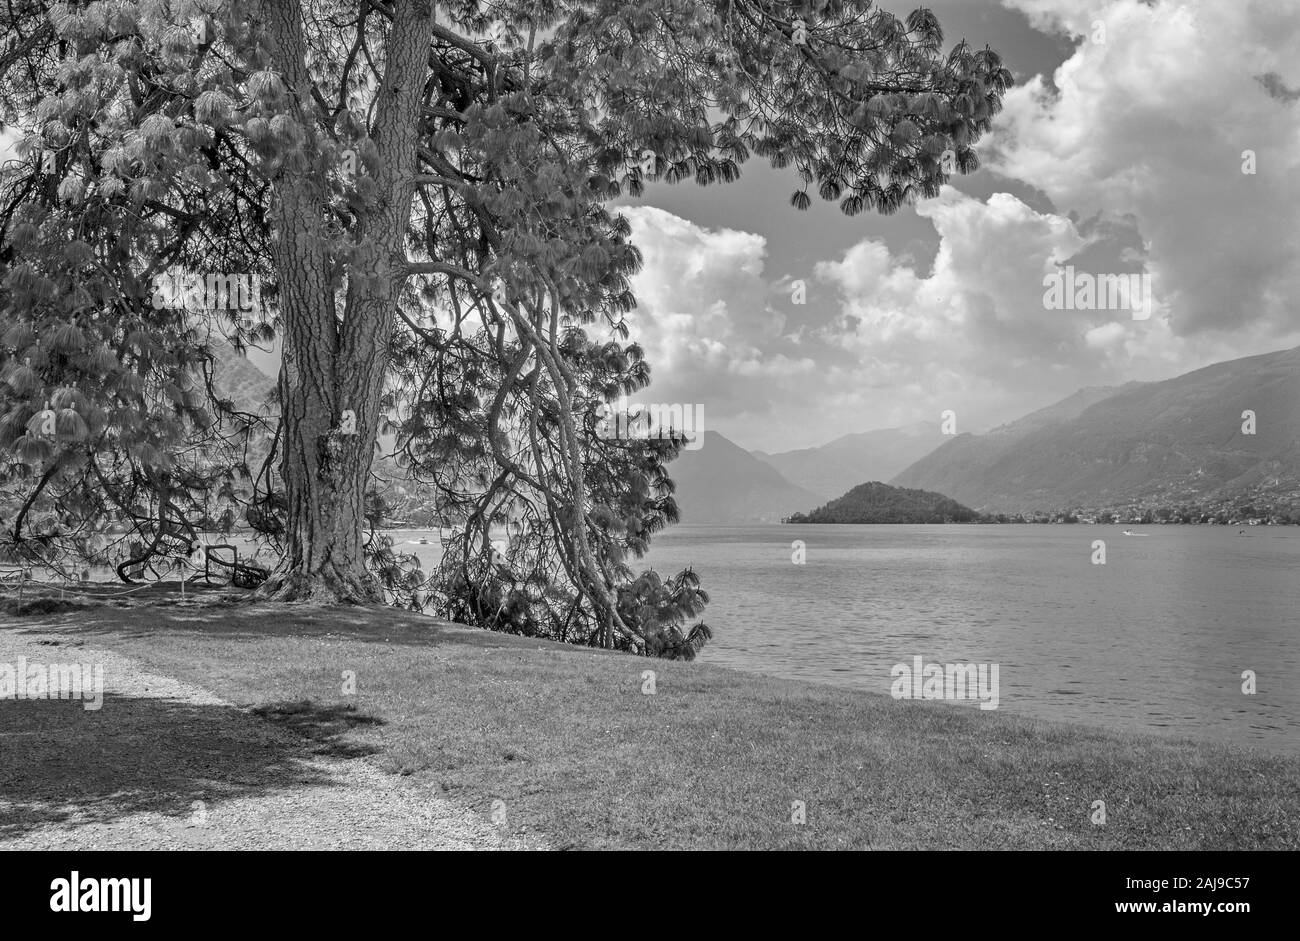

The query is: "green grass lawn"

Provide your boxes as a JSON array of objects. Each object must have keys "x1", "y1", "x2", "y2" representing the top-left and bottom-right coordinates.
[{"x1": 5, "y1": 590, "x2": 1299, "y2": 849}]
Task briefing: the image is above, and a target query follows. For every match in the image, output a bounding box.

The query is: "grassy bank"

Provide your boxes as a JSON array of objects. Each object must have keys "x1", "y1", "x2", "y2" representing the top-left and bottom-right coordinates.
[{"x1": 3, "y1": 589, "x2": 1298, "y2": 849}]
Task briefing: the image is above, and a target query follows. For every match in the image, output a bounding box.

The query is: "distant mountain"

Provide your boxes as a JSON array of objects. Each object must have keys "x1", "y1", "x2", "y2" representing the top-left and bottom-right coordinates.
[
  {"x1": 670, "y1": 430, "x2": 823, "y2": 523},
  {"x1": 788, "y1": 481, "x2": 980, "y2": 523},
  {"x1": 987, "y1": 383, "x2": 1136, "y2": 437},
  {"x1": 198, "y1": 352, "x2": 827, "y2": 527},
  {"x1": 210, "y1": 341, "x2": 277, "y2": 414},
  {"x1": 754, "y1": 421, "x2": 945, "y2": 502},
  {"x1": 886, "y1": 385, "x2": 1129, "y2": 508},
  {"x1": 892, "y1": 346, "x2": 1300, "y2": 513}
]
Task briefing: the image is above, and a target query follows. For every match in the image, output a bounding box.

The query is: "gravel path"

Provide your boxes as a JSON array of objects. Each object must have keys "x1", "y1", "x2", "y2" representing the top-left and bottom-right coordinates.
[{"x1": 0, "y1": 625, "x2": 530, "y2": 850}]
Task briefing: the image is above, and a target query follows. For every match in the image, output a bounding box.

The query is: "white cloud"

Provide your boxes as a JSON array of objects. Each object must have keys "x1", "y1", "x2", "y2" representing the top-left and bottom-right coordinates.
[
  {"x1": 621, "y1": 195, "x2": 1138, "y2": 448},
  {"x1": 617, "y1": 0, "x2": 1300, "y2": 452},
  {"x1": 815, "y1": 188, "x2": 1154, "y2": 429},
  {"x1": 0, "y1": 127, "x2": 20, "y2": 170},
  {"x1": 994, "y1": 0, "x2": 1300, "y2": 338},
  {"x1": 618, "y1": 206, "x2": 819, "y2": 442},
  {"x1": 620, "y1": 180, "x2": 1291, "y2": 451}
]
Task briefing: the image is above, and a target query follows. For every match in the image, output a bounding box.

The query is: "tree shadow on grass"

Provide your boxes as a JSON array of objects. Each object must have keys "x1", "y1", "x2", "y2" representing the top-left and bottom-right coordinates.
[
  {"x1": 1, "y1": 594, "x2": 611, "y2": 656},
  {"x1": 249, "y1": 699, "x2": 385, "y2": 759},
  {"x1": 0, "y1": 694, "x2": 383, "y2": 840}
]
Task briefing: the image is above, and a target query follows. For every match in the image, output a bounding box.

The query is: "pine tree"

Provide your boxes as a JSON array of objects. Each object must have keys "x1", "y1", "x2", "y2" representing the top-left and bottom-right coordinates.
[{"x1": 0, "y1": 0, "x2": 1009, "y2": 651}]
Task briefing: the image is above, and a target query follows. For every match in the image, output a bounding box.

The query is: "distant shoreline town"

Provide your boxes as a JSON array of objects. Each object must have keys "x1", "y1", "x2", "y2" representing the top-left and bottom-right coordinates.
[
  {"x1": 781, "y1": 480, "x2": 1300, "y2": 526},
  {"x1": 784, "y1": 509, "x2": 1297, "y2": 526}
]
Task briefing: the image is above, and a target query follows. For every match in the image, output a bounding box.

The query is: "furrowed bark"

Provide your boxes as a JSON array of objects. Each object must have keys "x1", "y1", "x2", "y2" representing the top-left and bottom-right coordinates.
[{"x1": 256, "y1": 0, "x2": 434, "y2": 603}]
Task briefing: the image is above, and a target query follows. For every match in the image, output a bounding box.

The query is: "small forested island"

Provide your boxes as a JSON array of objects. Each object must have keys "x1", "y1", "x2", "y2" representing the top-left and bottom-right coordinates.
[{"x1": 786, "y1": 482, "x2": 982, "y2": 524}]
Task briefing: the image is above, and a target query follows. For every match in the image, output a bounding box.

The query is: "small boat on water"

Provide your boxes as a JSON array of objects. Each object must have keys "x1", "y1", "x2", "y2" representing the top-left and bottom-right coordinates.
[{"x1": 1121, "y1": 530, "x2": 1148, "y2": 536}]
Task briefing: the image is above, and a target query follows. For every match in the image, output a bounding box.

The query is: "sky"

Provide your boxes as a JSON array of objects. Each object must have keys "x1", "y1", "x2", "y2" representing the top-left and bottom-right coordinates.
[
  {"x1": 3, "y1": 0, "x2": 1298, "y2": 454},
  {"x1": 616, "y1": 0, "x2": 1300, "y2": 451}
]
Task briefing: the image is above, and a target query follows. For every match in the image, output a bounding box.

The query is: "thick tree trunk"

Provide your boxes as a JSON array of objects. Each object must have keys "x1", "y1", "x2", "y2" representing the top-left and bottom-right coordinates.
[
  {"x1": 256, "y1": 0, "x2": 433, "y2": 603},
  {"x1": 259, "y1": 275, "x2": 384, "y2": 603}
]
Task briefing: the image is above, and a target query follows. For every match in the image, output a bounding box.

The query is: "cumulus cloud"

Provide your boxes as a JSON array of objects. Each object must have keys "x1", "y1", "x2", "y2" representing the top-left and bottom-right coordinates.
[
  {"x1": 815, "y1": 187, "x2": 1184, "y2": 430},
  {"x1": 992, "y1": 0, "x2": 1300, "y2": 339},
  {"x1": 621, "y1": 177, "x2": 1288, "y2": 450},
  {"x1": 0, "y1": 126, "x2": 19, "y2": 169},
  {"x1": 621, "y1": 195, "x2": 1116, "y2": 448},
  {"x1": 619, "y1": 206, "x2": 819, "y2": 438},
  {"x1": 614, "y1": 1, "x2": 1300, "y2": 451}
]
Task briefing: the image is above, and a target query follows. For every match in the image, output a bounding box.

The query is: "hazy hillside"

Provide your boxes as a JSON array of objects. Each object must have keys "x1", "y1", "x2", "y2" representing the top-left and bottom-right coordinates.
[
  {"x1": 670, "y1": 430, "x2": 824, "y2": 523},
  {"x1": 993, "y1": 384, "x2": 1136, "y2": 437},
  {"x1": 754, "y1": 422, "x2": 944, "y2": 502},
  {"x1": 892, "y1": 346, "x2": 1300, "y2": 513},
  {"x1": 788, "y1": 481, "x2": 980, "y2": 524},
  {"x1": 886, "y1": 385, "x2": 1128, "y2": 507},
  {"x1": 210, "y1": 341, "x2": 277, "y2": 414},
  {"x1": 201, "y1": 349, "x2": 828, "y2": 527}
]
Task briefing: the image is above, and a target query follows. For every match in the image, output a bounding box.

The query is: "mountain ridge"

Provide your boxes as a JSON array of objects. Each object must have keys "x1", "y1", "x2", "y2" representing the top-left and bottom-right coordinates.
[
  {"x1": 891, "y1": 345, "x2": 1300, "y2": 514},
  {"x1": 753, "y1": 421, "x2": 945, "y2": 501},
  {"x1": 669, "y1": 430, "x2": 823, "y2": 523}
]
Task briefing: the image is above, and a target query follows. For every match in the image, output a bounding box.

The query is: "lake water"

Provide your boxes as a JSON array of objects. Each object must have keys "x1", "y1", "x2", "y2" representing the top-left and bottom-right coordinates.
[
  {"x1": 398, "y1": 523, "x2": 1300, "y2": 755},
  {"x1": 636, "y1": 523, "x2": 1300, "y2": 755},
  {"x1": 142, "y1": 522, "x2": 1298, "y2": 755}
]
